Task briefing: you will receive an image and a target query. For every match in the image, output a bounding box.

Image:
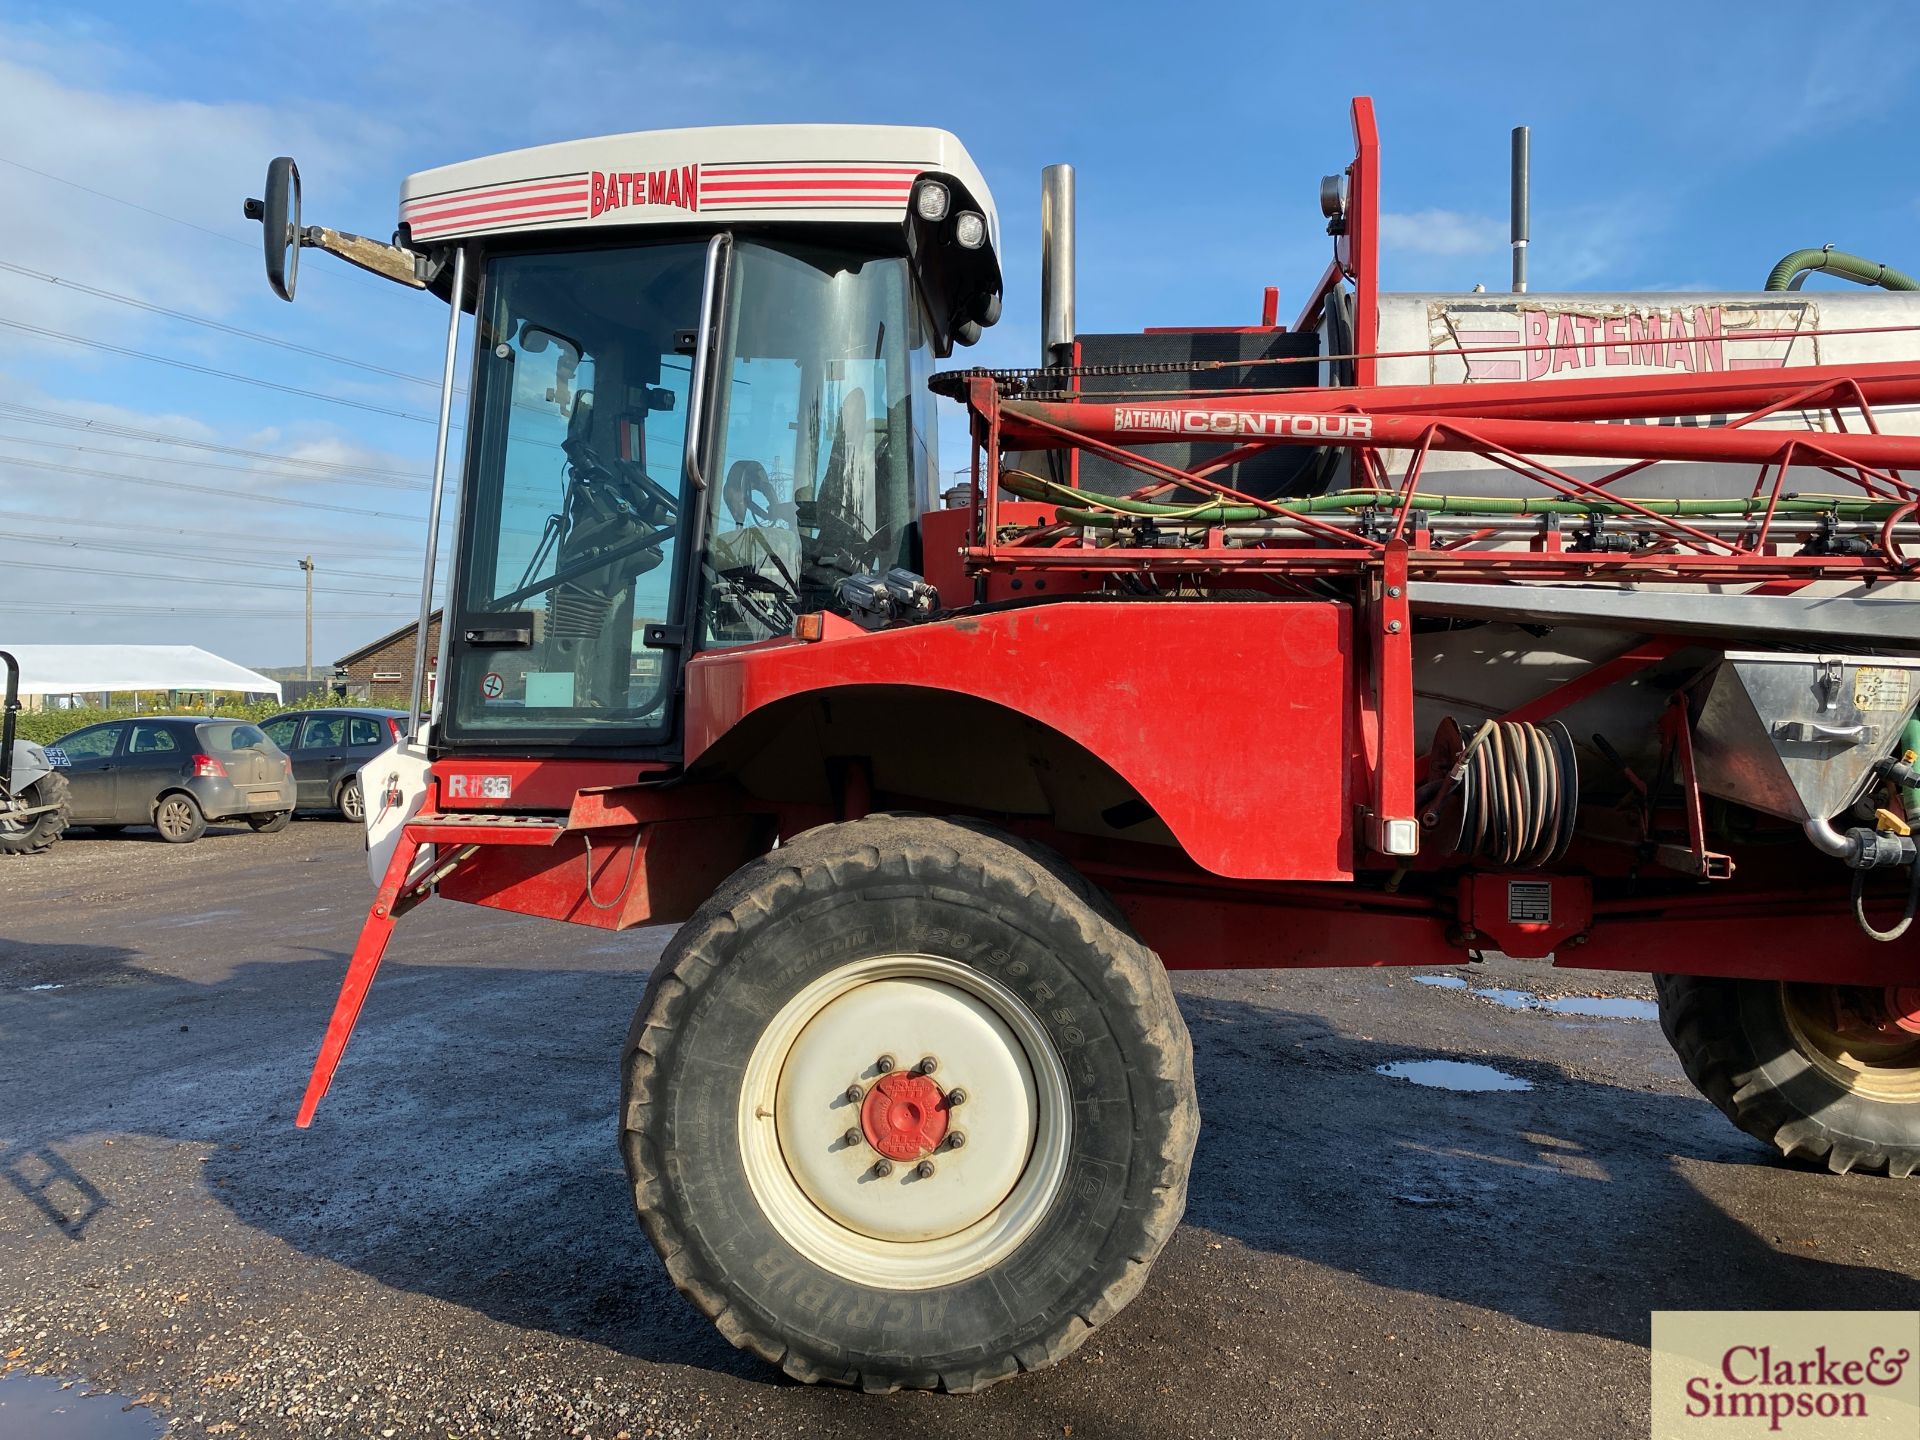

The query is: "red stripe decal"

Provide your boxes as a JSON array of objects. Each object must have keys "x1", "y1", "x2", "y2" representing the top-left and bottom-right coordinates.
[
  {"x1": 701, "y1": 178, "x2": 914, "y2": 193},
  {"x1": 408, "y1": 191, "x2": 590, "y2": 227},
  {"x1": 404, "y1": 176, "x2": 588, "y2": 216},
  {"x1": 411, "y1": 201, "x2": 589, "y2": 237},
  {"x1": 700, "y1": 165, "x2": 923, "y2": 177}
]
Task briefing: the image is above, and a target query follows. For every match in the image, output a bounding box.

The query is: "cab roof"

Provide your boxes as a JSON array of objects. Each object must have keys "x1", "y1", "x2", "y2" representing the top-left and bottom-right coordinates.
[{"x1": 399, "y1": 123, "x2": 997, "y2": 255}]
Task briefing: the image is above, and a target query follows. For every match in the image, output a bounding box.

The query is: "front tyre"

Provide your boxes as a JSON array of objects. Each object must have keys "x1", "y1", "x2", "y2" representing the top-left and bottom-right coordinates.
[
  {"x1": 0, "y1": 771, "x2": 70, "y2": 856},
  {"x1": 620, "y1": 815, "x2": 1197, "y2": 1392},
  {"x1": 1657, "y1": 974, "x2": 1920, "y2": 1176}
]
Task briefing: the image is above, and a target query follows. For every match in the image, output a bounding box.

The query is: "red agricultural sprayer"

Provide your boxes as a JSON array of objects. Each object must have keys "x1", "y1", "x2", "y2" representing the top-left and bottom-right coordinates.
[{"x1": 247, "y1": 98, "x2": 1920, "y2": 1391}]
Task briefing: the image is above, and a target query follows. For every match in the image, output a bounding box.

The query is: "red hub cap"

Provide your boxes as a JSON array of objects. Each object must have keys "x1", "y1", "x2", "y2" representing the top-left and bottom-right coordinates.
[
  {"x1": 859, "y1": 1072, "x2": 950, "y2": 1161},
  {"x1": 1888, "y1": 987, "x2": 1920, "y2": 1037}
]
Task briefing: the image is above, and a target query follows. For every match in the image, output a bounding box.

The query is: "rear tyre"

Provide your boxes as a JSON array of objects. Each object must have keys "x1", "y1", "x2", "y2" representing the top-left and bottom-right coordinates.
[
  {"x1": 153, "y1": 792, "x2": 207, "y2": 845},
  {"x1": 0, "y1": 771, "x2": 71, "y2": 856},
  {"x1": 1656, "y1": 973, "x2": 1920, "y2": 1177},
  {"x1": 620, "y1": 814, "x2": 1197, "y2": 1392},
  {"x1": 337, "y1": 778, "x2": 364, "y2": 824},
  {"x1": 247, "y1": 811, "x2": 293, "y2": 833}
]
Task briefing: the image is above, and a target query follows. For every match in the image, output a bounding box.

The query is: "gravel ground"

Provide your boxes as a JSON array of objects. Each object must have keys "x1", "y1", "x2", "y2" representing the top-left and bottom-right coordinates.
[{"x1": 3, "y1": 822, "x2": 1917, "y2": 1439}]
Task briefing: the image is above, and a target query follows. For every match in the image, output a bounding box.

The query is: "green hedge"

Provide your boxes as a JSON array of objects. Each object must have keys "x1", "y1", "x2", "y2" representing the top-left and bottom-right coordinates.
[{"x1": 11, "y1": 692, "x2": 341, "y2": 747}]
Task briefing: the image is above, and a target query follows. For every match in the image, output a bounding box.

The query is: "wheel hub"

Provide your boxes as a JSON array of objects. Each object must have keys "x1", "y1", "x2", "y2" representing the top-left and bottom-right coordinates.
[
  {"x1": 859, "y1": 1071, "x2": 951, "y2": 1161},
  {"x1": 742, "y1": 958, "x2": 1068, "y2": 1280}
]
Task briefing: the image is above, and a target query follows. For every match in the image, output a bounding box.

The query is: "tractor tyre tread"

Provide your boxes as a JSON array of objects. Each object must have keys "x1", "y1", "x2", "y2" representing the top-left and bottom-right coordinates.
[
  {"x1": 1656, "y1": 972, "x2": 1920, "y2": 1178},
  {"x1": 0, "y1": 769, "x2": 70, "y2": 856},
  {"x1": 619, "y1": 813, "x2": 1196, "y2": 1393}
]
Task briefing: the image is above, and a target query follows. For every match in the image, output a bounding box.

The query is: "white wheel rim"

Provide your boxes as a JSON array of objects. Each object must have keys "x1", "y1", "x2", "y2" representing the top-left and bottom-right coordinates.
[{"x1": 739, "y1": 954, "x2": 1071, "y2": 1290}]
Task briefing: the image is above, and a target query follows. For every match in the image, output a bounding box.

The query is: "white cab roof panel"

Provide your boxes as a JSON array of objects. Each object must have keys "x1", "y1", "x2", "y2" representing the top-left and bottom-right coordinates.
[{"x1": 400, "y1": 124, "x2": 996, "y2": 249}]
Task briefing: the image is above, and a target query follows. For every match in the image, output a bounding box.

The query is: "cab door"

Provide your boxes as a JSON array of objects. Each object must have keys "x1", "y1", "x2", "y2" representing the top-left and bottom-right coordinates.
[{"x1": 440, "y1": 241, "x2": 711, "y2": 754}]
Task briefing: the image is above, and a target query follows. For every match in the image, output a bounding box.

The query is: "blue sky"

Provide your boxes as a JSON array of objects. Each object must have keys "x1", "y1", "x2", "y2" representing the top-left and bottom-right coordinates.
[{"x1": 2, "y1": 1, "x2": 1916, "y2": 664}]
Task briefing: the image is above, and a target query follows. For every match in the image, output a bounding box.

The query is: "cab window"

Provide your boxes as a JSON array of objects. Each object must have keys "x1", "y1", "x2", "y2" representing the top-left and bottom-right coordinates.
[{"x1": 261, "y1": 717, "x2": 298, "y2": 749}]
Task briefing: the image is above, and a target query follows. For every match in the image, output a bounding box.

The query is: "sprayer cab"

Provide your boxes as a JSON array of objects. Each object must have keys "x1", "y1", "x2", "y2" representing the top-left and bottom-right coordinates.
[{"x1": 247, "y1": 125, "x2": 1001, "y2": 755}]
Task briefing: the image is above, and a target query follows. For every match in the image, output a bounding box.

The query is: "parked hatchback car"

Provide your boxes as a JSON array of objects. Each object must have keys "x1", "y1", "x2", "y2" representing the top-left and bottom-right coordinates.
[
  {"x1": 259, "y1": 708, "x2": 404, "y2": 822},
  {"x1": 45, "y1": 716, "x2": 297, "y2": 843}
]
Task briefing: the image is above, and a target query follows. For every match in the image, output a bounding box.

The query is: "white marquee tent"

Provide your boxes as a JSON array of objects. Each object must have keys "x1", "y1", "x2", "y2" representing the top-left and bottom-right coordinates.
[{"x1": 1, "y1": 645, "x2": 282, "y2": 701}]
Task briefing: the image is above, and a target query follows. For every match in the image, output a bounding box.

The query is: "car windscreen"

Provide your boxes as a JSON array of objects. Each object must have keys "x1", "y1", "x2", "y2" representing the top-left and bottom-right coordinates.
[{"x1": 198, "y1": 722, "x2": 269, "y2": 752}]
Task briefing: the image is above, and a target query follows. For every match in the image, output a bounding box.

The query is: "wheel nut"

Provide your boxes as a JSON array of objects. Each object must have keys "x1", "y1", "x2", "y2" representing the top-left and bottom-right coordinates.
[
  {"x1": 842, "y1": 1128, "x2": 863, "y2": 1147},
  {"x1": 944, "y1": 1088, "x2": 966, "y2": 1108},
  {"x1": 947, "y1": 1131, "x2": 966, "y2": 1149},
  {"x1": 845, "y1": 1084, "x2": 864, "y2": 1104},
  {"x1": 874, "y1": 1054, "x2": 897, "y2": 1074},
  {"x1": 915, "y1": 1160, "x2": 936, "y2": 1179},
  {"x1": 914, "y1": 1055, "x2": 939, "y2": 1075},
  {"x1": 870, "y1": 1160, "x2": 893, "y2": 1178}
]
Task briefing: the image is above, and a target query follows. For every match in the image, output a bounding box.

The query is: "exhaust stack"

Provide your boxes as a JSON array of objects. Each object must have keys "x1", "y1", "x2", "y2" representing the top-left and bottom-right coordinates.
[
  {"x1": 1510, "y1": 126, "x2": 1529, "y2": 294},
  {"x1": 1041, "y1": 164, "x2": 1076, "y2": 367}
]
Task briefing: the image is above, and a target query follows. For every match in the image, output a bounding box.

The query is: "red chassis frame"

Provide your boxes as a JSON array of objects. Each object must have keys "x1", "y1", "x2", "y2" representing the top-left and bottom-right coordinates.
[{"x1": 294, "y1": 94, "x2": 1920, "y2": 1126}]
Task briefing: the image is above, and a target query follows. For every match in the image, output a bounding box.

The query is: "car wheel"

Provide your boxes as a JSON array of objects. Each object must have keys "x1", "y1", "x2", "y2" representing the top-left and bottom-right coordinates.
[
  {"x1": 247, "y1": 811, "x2": 293, "y2": 833},
  {"x1": 153, "y1": 792, "x2": 208, "y2": 844},
  {"x1": 337, "y1": 778, "x2": 365, "y2": 824}
]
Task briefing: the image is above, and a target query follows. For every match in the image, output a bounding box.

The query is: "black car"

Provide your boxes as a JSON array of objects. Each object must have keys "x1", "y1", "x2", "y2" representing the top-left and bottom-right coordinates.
[
  {"x1": 46, "y1": 716, "x2": 297, "y2": 843},
  {"x1": 259, "y1": 708, "x2": 404, "y2": 821}
]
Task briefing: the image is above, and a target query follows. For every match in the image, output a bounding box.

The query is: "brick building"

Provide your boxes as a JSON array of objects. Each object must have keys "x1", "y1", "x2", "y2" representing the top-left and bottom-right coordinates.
[{"x1": 334, "y1": 611, "x2": 441, "y2": 707}]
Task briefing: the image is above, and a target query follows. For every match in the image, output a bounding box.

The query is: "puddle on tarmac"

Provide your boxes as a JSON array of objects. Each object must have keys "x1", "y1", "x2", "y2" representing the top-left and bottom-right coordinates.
[
  {"x1": 1376, "y1": 1059, "x2": 1534, "y2": 1092},
  {"x1": 0, "y1": 1373, "x2": 165, "y2": 1438},
  {"x1": 1412, "y1": 975, "x2": 1658, "y2": 1021}
]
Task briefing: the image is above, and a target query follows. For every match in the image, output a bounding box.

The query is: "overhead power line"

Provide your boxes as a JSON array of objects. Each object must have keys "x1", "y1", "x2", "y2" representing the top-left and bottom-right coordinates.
[
  {"x1": 0, "y1": 317, "x2": 443, "y2": 425},
  {"x1": 0, "y1": 452, "x2": 426, "y2": 520},
  {"x1": 0, "y1": 553, "x2": 425, "y2": 598},
  {"x1": 0, "y1": 507, "x2": 428, "y2": 558},
  {"x1": 0, "y1": 433, "x2": 433, "y2": 494},
  {"x1": 0, "y1": 601, "x2": 411, "y2": 619},
  {"x1": 0, "y1": 529, "x2": 421, "y2": 582},
  {"x1": 0, "y1": 257, "x2": 464, "y2": 394},
  {"x1": 0, "y1": 400, "x2": 431, "y2": 482},
  {"x1": 0, "y1": 152, "x2": 399, "y2": 295}
]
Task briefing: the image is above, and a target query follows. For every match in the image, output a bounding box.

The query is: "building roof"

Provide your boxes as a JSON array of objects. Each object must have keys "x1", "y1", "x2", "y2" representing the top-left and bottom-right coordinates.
[
  {"x1": 0, "y1": 645, "x2": 283, "y2": 698},
  {"x1": 335, "y1": 610, "x2": 441, "y2": 669}
]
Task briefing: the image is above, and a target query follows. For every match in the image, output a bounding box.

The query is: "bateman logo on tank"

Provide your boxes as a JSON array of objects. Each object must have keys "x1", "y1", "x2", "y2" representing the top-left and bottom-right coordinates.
[
  {"x1": 589, "y1": 165, "x2": 700, "y2": 218},
  {"x1": 1441, "y1": 303, "x2": 1811, "y2": 382},
  {"x1": 1113, "y1": 408, "x2": 1374, "y2": 439}
]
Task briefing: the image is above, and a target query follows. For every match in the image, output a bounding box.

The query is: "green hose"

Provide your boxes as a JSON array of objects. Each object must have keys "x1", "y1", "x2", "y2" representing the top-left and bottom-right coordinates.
[
  {"x1": 1000, "y1": 470, "x2": 1905, "y2": 525},
  {"x1": 1764, "y1": 247, "x2": 1919, "y2": 292},
  {"x1": 1900, "y1": 716, "x2": 1920, "y2": 820}
]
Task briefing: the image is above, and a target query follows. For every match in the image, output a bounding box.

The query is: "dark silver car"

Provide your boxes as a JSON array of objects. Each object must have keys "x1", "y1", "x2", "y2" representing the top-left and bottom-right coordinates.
[
  {"x1": 46, "y1": 716, "x2": 297, "y2": 843},
  {"x1": 259, "y1": 708, "x2": 404, "y2": 821}
]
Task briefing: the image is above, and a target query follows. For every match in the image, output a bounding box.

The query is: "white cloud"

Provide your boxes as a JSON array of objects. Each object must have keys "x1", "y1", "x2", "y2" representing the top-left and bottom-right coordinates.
[
  {"x1": 0, "y1": 21, "x2": 395, "y2": 356},
  {"x1": 1380, "y1": 209, "x2": 1507, "y2": 258}
]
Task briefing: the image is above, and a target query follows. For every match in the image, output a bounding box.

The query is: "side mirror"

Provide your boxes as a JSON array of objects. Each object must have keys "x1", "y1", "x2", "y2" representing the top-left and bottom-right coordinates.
[{"x1": 244, "y1": 157, "x2": 303, "y2": 301}]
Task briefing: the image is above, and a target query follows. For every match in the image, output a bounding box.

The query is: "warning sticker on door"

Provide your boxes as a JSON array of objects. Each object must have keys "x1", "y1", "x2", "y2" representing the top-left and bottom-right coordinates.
[
  {"x1": 1854, "y1": 667, "x2": 1911, "y2": 711},
  {"x1": 481, "y1": 671, "x2": 505, "y2": 699}
]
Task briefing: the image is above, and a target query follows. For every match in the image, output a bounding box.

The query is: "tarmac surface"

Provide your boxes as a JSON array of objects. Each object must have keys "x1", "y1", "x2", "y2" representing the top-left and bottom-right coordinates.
[{"x1": 3, "y1": 821, "x2": 1917, "y2": 1439}]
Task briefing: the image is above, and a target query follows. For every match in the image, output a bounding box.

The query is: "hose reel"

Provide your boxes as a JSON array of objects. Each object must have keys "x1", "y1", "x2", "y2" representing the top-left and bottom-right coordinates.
[{"x1": 1421, "y1": 717, "x2": 1579, "y2": 868}]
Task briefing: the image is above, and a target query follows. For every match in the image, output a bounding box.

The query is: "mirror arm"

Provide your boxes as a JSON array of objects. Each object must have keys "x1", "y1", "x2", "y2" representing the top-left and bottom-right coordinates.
[{"x1": 301, "y1": 225, "x2": 426, "y2": 289}]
